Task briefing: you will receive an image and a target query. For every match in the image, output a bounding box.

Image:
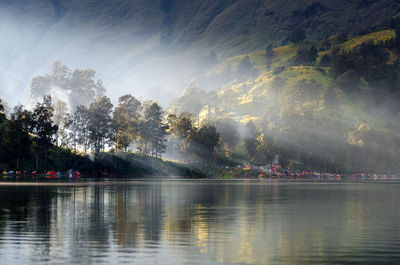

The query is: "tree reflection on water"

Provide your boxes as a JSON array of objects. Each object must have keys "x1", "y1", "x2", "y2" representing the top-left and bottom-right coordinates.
[{"x1": 0, "y1": 182, "x2": 399, "y2": 264}]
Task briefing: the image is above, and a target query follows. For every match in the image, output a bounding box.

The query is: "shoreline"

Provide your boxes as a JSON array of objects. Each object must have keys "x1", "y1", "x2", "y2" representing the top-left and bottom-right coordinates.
[{"x1": 1, "y1": 178, "x2": 400, "y2": 186}]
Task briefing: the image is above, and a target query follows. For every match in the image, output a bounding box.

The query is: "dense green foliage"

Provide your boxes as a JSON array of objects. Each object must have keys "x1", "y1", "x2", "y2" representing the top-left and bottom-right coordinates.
[
  {"x1": 169, "y1": 26, "x2": 400, "y2": 174},
  {"x1": 0, "y1": 98, "x2": 204, "y2": 177},
  {"x1": 4, "y1": 24, "x2": 400, "y2": 176},
  {"x1": 166, "y1": 113, "x2": 220, "y2": 167},
  {"x1": 0, "y1": 64, "x2": 215, "y2": 177}
]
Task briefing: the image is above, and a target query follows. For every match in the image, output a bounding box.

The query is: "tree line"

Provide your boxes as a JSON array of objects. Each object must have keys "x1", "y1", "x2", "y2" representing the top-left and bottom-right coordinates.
[
  {"x1": 4, "y1": 28, "x2": 400, "y2": 175},
  {"x1": 0, "y1": 61, "x2": 221, "y2": 172},
  {"x1": 0, "y1": 95, "x2": 167, "y2": 169}
]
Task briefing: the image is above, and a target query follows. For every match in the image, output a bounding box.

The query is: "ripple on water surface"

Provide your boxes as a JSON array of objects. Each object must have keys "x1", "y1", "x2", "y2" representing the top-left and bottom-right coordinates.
[{"x1": 0, "y1": 181, "x2": 399, "y2": 264}]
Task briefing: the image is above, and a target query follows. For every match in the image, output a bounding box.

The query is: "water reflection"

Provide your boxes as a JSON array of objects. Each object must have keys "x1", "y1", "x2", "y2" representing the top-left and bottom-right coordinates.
[{"x1": 0, "y1": 182, "x2": 399, "y2": 264}]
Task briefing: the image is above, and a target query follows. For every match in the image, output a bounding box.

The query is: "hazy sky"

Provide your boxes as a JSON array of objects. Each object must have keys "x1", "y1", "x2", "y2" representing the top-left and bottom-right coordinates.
[{"x1": 0, "y1": 0, "x2": 200, "y2": 108}]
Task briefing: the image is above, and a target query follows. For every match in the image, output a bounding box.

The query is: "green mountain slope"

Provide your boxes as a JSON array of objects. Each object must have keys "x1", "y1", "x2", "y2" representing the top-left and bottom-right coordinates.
[
  {"x1": 2, "y1": 0, "x2": 400, "y2": 106},
  {"x1": 4, "y1": 0, "x2": 398, "y2": 54},
  {"x1": 168, "y1": 29, "x2": 400, "y2": 173},
  {"x1": 173, "y1": 29, "x2": 398, "y2": 124}
]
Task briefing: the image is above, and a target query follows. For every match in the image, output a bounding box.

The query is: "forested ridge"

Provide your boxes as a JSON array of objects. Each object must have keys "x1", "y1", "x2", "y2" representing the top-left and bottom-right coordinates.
[
  {"x1": 1, "y1": 0, "x2": 400, "y2": 107},
  {"x1": 2, "y1": 22, "x2": 400, "y2": 176},
  {"x1": 169, "y1": 23, "x2": 400, "y2": 174}
]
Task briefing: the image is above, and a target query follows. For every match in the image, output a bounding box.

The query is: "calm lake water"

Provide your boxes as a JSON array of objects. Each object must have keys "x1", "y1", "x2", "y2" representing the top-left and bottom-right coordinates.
[{"x1": 0, "y1": 180, "x2": 399, "y2": 264}]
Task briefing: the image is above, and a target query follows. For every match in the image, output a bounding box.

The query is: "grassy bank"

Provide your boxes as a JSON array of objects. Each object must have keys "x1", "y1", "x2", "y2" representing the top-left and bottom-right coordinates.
[
  {"x1": 95, "y1": 152, "x2": 206, "y2": 178},
  {"x1": 0, "y1": 149, "x2": 206, "y2": 178}
]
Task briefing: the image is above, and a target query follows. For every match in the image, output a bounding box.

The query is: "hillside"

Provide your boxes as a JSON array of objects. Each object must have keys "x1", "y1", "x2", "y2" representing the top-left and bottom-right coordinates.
[
  {"x1": 171, "y1": 29, "x2": 399, "y2": 124},
  {"x1": 2, "y1": 1, "x2": 400, "y2": 173},
  {"x1": 168, "y1": 28, "x2": 400, "y2": 173},
  {"x1": 1, "y1": 0, "x2": 400, "y2": 106},
  {"x1": 2, "y1": 0, "x2": 398, "y2": 53}
]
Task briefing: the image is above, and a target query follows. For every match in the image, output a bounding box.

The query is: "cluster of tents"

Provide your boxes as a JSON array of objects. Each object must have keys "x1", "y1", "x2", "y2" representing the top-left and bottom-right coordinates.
[
  {"x1": 219, "y1": 164, "x2": 400, "y2": 181},
  {"x1": 1, "y1": 169, "x2": 81, "y2": 179}
]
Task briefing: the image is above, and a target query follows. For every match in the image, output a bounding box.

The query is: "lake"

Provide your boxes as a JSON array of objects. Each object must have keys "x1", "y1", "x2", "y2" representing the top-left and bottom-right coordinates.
[{"x1": 0, "y1": 180, "x2": 399, "y2": 264}]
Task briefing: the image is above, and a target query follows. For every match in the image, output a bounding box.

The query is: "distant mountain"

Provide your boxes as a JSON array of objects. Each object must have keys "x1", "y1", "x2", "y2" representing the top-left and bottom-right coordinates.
[
  {"x1": 1, "y1": 0, "x2": 400, "y2": 106},
  {"x1": 3, "y1": 0, "x2": 399, "y2": 52}
]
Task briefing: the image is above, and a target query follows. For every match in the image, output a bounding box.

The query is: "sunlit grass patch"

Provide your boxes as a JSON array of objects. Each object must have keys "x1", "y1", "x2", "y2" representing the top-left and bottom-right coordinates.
[
  {"x1": 277, "y1": 66, "x2": 333, "y2": 87},
  {"x1": 342, "y1": 29, "x2": 395, "y2": 51}
]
